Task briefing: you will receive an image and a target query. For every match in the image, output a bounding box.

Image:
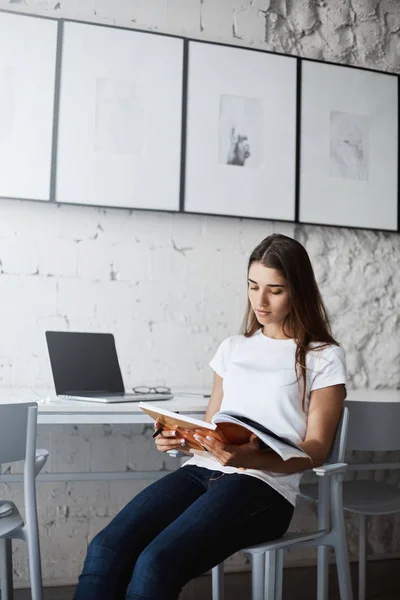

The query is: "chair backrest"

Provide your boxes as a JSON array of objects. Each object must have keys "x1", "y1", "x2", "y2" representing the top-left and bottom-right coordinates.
[
  {"x1": 325, "y1": 406, "x2": 349, "y2": 464},
  {"x1": 0, "y1": 403, "x2": 38, "y2": 464},
  {"x1": 344, "y1": 400, "x2": 400, "y2": 452}
]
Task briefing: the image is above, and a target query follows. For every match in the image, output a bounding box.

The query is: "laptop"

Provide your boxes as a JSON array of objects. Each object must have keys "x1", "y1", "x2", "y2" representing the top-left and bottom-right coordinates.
[{"x1": 45, "y1": 331, "x2": 173, "y2": 403}]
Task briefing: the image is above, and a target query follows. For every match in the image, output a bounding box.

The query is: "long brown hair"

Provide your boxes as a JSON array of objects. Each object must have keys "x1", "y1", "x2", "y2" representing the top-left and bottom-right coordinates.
[{"x1": 240, "y1": 233, "x2": 339, "y2": 410}]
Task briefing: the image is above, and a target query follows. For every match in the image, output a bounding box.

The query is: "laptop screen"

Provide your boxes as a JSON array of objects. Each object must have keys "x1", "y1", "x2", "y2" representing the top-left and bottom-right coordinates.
[{"x1": 46, "y1": 331, "x2": 125, "y2": 395}]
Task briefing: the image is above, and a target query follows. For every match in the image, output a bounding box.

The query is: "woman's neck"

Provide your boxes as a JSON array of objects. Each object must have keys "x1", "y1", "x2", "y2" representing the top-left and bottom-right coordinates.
[{"x1": 261, "y1": 324, "x2": 293, "y2": 340}]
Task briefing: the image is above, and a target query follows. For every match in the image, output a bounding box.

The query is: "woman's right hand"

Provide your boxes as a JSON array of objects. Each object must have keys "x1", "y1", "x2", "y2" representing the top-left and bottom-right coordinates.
[{"x1": 153, "y1": 421, "x2": 191, "y2": 454}]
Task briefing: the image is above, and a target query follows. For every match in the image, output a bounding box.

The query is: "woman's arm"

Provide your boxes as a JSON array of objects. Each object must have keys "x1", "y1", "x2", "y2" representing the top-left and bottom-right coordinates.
[
  {"x1": 195, "y1": 383, "x2": 346, "y2": 472},
  {"x1": 204, "y1": 372, "x2": 224, "y2": 423},
  {"x1": 296, "y1": 383, "x2": 346, "y2": 468}
]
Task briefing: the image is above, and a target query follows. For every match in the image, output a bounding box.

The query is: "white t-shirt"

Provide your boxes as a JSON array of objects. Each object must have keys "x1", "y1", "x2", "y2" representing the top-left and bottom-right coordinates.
[{"x1": 183, "y1": 329, "x2": 347, "y2": 506}]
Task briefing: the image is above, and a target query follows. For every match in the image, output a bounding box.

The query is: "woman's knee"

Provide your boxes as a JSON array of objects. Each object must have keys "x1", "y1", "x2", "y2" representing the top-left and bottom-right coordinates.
[
  {"x1": 82, "y1": 530, "x2": 121, "y2": 576},
  {"x1": 74, "y1": 532, "x2": 125, "y2": 600},
  {"x1": 127, "y1": 545, "x2": 186, "y2": 599}
]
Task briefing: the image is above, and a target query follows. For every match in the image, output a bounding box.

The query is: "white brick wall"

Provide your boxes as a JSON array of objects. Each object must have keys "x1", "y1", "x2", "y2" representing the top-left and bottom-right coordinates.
[{"x1": 0, "y1": 0, "x2": 399, "y2": 587}]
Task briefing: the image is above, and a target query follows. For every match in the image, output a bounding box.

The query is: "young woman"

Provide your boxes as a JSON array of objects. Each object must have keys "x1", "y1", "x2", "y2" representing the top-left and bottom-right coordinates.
[{"x1": 73, "y1": 233, "x2": 346, "y2": 600}]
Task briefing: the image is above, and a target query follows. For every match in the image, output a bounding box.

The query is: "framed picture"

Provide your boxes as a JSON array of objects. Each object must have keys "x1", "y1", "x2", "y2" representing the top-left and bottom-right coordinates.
[
  {"x1": 299, "y1": 60, "x2": 399, "y2": 231},
  {"x1": 55, "y1": 21, "x2": 184, "y2": 211},
  {"x1": 0, "y1": 11, "x2": 58, "y2": 201},
  {"x1": 183, "y1": 41, "x2": 297, "y2": 221}
]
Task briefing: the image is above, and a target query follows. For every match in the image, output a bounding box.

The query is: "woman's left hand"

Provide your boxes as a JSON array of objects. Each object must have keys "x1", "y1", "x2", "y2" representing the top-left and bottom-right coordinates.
[{"x1": 193, "y1": 431, "x2": 262, "y2": 469}]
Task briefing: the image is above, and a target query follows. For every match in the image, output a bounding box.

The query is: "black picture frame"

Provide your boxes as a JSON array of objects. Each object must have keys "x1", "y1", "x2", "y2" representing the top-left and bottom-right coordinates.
[
  {"x1": 183, "y1": 40, "x2": 298, "y2": 223},
  {"x1": 0, "y1": 9, "x2": 59, "y2": 203},
  {"x1": 298, "y1": 58, "x2": 399, "y2": 233},
  {"x1": 54, "y1": 19, "x2": 185, "y2": 212}
]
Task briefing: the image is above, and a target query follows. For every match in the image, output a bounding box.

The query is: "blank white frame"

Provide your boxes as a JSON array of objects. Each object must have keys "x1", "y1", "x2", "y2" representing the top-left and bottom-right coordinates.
[
  {"x1": 300, "y1": 61, "x2": 398, "y2": 231},
  {"x1": 56, "y1": 22, "x2": 184, "y2": 211},
  {"x1": 184, "y1": 42, "x2": 297, "y2": 221},
  {"x1": 0, "y1": 12, "x2": 58, "y2": 201}
]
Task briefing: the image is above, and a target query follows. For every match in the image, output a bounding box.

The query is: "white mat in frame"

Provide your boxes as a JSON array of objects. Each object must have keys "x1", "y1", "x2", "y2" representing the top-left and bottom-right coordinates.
[
  {"x1": 55, "y1": 21, "x2": 184, "y2": 211},
  {"x1": 184, "y1": 41, "x2": 297, "y2": 222},
  {"x1": 299, "y1": 60, "x2": 398, "y2": 232},
  {"x1": 0, "y1": 11, "x2": 58, "y2": 201}
]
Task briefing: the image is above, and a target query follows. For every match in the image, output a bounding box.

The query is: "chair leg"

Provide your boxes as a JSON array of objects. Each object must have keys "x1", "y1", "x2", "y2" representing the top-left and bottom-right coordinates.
[
  {"x1": 331, "y1": 478, "x2": 353, "y2": 600},
  {"x1": 275, "y1": 549, "x2": 284, "y2": 600},
  {"x1": 211, "y1": 563, "x2": 224, "y2": 600},
  {"x1": 265, "y1": 550, "x2": 276, "y2": 600},
  {"x1": 251, "y1": 553, "x2": 265, "y2": 600},
  {"x1": 358, "y1": 515, "x2": 367, "y2": 600},
  {"x1": 317, "y1": 545, "x2": 329, "y2": 600},
  {"x1": 0, "y1": 538, "x2": 14, "y2": 600},
  {"x1": 25, "y1": 528, "x2": 43, "y2": 600},
  {"x1": 335, "y1": 538, "x2": 353, "y2": 600}
]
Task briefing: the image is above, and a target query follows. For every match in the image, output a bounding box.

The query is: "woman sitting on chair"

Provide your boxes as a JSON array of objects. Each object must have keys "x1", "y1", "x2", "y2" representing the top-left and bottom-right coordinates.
[{"x1": 73, "y1": 233, "x2": 346, "y2": 600}]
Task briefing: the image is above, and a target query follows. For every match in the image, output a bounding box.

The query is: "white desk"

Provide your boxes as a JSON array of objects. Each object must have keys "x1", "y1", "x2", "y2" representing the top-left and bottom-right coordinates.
[
  {"x1": 1, "y1": 388, "x2": 399, "y2": 484},
  {"x1": 36, "y1": 396, "x2": 209, "y2": 425},
  {"x1": 0, "y1": 389, "x2": 209, "y2": 484},
  {"x1": 2, "y1": 388, "x2": 399, "y2": 426},
  {"x1": 0, "y1": 387, "x2": 399, "y2": 427},
  {"x1": 345, "y1": 389, "x2": 400, "y2": 403},
  {"x1": 0, "y1": 388, "x2": 209, "y2": 425}
]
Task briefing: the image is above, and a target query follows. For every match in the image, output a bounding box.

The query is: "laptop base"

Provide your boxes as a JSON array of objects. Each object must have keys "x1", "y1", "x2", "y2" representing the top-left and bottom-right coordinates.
[{"x1": 58, "y1": 393, "x2": 173, "y2": 403}]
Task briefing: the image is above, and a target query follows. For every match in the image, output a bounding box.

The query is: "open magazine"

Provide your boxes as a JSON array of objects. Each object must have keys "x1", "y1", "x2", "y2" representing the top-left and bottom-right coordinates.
[{"x1": 138, "y1": 402, "x2": 309, "y2": 461}]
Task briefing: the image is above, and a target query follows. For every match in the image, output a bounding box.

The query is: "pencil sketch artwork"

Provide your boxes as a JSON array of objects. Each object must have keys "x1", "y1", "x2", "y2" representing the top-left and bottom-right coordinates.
[
  {"x1": 0, "y1": 66, "x2": 14, "y2": 142},
  {"x1": 330, "y1": 111, "x2": 369, "y2": 181},
  {"x1": 94, "y1": 77, "x2": 143, "y2": 155},
  {"x1": 218, "y1": 94, "x2": 263, "y2": 168}
]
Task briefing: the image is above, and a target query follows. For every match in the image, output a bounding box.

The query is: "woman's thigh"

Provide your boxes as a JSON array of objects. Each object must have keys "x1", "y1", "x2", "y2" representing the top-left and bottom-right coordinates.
[
  {"x1": 128, "y1": 473, "x2": 294, "y2": 599},
  {"x1": 89, "y1": 466, "x2": 208, "y2": 555}
]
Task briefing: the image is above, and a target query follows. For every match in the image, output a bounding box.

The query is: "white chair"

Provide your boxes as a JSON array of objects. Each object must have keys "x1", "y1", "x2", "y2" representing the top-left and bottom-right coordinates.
[
  {"x1": 301, "y1": 400, "x2": 400, "y2": 600},
  {"x1": 0, "y1": 402, "x2": 49, "y2": 600},
  {"x1": 211, "y1": 407, "x2": 353, "y2": 600}
]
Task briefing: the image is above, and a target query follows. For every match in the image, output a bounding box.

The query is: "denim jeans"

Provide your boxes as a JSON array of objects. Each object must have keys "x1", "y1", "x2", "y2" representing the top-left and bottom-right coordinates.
[{"x1": 73, "y1": 466, "x2": 294, "y2": 600}]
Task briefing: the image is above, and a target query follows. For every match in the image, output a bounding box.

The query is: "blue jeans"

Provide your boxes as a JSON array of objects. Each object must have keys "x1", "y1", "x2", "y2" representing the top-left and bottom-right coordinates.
[{"x1": 73, "y1": 466, "x2": 294, "y2": 600}]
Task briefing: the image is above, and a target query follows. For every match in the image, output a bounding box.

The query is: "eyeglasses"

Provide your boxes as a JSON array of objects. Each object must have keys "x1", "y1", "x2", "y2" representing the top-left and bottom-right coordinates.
[{"x1": 132, "y1": 386, "x2": 171, "y2": 395}]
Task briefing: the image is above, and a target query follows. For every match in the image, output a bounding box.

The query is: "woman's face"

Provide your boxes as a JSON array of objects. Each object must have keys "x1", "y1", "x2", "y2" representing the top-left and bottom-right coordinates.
[{"x1": 248, "y1": 262, "x2": 292, "y2": 327}]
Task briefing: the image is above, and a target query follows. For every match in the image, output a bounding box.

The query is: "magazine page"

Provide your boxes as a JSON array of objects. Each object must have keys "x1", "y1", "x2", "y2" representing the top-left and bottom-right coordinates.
[
  {"x1": 138, "y1": 402, "x2": 216, "y2": 431},
  {"x1": 212, "y1": 411, "x2": 309, "y2": 461}
]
